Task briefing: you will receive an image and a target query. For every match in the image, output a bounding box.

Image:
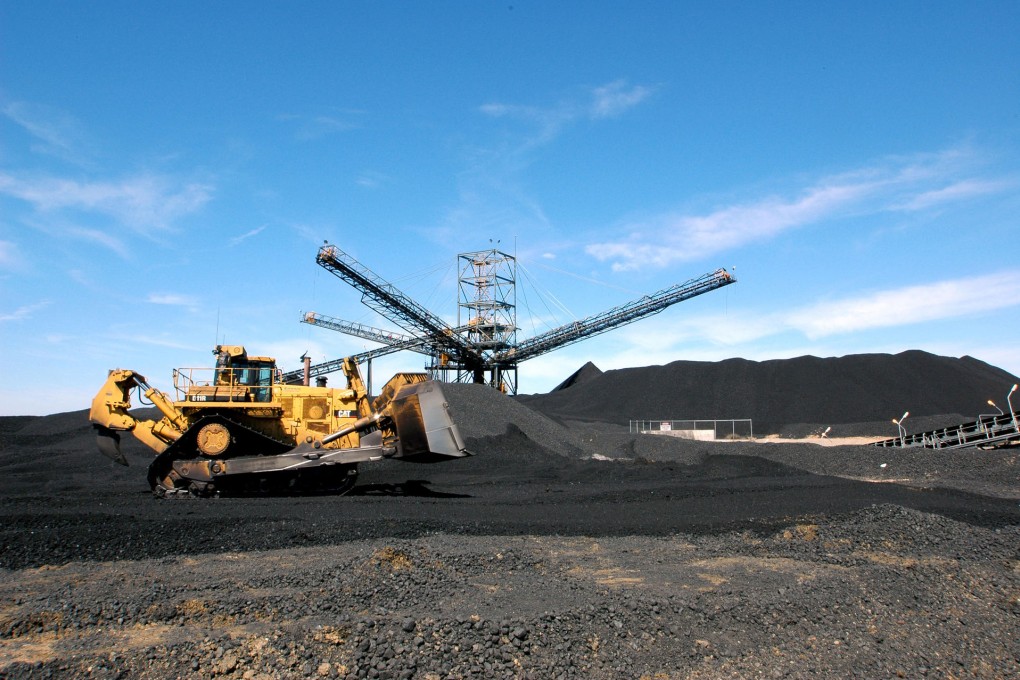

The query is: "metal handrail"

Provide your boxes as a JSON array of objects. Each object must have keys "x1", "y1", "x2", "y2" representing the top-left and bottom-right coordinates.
[{"x1": 630, "y1": 418, "x2": 754, "y2": 439}]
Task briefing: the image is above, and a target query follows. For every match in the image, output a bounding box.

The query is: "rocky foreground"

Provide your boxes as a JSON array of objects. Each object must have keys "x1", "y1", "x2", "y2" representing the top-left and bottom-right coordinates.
[{"x1": 2, "y1": 504, "x2": 1018, "y2": 680}]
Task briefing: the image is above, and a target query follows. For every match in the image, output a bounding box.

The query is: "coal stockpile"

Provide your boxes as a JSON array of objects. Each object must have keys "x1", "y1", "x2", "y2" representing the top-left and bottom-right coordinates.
[
  {"x1": 519, "y1": 350, "x2": 1020, "y2": 434},
  {"x1": 1, "y1": 351, "x2": 1018, "y2": 679},
  {"x1": 550, "y1": 360, "x2": 603, "y2": 392}
]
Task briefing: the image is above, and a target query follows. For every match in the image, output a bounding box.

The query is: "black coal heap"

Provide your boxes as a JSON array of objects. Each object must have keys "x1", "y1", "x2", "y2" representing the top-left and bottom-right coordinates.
[{"x1": 519, "y1": 350, "x2": 1019, "y2": 432}]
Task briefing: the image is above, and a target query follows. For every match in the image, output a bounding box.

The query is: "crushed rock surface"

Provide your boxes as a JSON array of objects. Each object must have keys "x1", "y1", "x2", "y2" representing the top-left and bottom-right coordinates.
[{"x1": 2, "y1": 507, "x2": 1017, "y2": 679}]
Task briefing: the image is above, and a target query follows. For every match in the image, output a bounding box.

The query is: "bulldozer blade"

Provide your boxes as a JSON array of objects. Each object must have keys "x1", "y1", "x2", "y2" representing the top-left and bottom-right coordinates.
[
  {"x1": 389, "y1": 381, "x2": 471, "y2": 462},
  {"x1": 95, "y1": 425, "x2": 128, "y2": 466}
]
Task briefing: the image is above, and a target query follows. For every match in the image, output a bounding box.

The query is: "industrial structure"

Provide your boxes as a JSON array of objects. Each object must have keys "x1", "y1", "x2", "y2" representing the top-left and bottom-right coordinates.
[
  {"x1": 873, "y1": 384, "x2": 1020, "y2": 450},
  {"x1": 289, "y1": 243, "x2": 736, "y2": 394}
]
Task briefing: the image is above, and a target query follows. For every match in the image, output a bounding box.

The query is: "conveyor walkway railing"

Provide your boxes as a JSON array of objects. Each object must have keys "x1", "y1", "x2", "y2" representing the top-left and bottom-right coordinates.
[{"x1": 872, "y1": 411, "x2": 1020, "y2": 450}]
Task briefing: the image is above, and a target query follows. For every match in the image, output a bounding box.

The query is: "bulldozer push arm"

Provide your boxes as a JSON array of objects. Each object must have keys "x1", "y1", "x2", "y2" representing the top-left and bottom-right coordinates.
[{"x1": 89, "y1": 369, "x2": 189, "y2": 465}]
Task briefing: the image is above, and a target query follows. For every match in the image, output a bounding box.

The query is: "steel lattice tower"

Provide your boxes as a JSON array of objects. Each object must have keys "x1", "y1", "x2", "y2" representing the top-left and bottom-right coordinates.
[{"x1": 453, "y1": 249, "x2": 517, "y2": 391}]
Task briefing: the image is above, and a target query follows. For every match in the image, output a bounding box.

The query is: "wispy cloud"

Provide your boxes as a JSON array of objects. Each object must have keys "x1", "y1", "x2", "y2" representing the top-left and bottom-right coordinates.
[
  {"x1": 588, "y1": 181, "x2": 874, "y2": 270},
  {"x1": 120, "y1": 334, "x2": 201, "y2": 351},
  {"x1": 786, "y1": 270, "x2": 1020, "y2": 339},
  {"x1": 627, "y1": 270, "x2": 1020, "y2": 348},
  {"x1": 147, "y1": 293, "x2": 200, "y2": 312},
  {"x1": 356, "y1": 171, "x2": 389, "y2": 189},
  {"x1": 479, "y1": 79, "x2": 655, "y2": 145},
  {"x1": 65, "y1": 227, "x2": 131, "y2": 258},
  {"x1": 3, "y1": 101, "x2": 95, "y2": 165},
  {"x1": 0, "y1": 300, "x2": 51, "y2": 323},
  {"x1": 0, "y1": 172, "x2": 213, "y2": 234},
  {"x1": 0, "y1": 240, "x2": 20, "y2": 270},
  {"x1": 278, "y1": 111, "x2": 362, "y2": 141},
  {"x1": 229, "y1": 225, "x2": 267, "y2": 246},
  {"x1": 893, "y1": 178, "x2": 1015, "y2": 212},
  {"x1": 590, "y1": 80, "x2": 653, "y2": 119},
  {"x1": 441, "y1": 81, "x2": 655, "y2": 244},
  {"x1": 585, "y1": 149, "x2": 1013, "y2": 271}
]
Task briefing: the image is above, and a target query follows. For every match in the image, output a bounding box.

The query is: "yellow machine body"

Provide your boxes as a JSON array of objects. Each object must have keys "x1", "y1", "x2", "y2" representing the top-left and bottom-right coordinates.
[{"x1": 89, "y1": 345, "x2": 467, "y2": 496}]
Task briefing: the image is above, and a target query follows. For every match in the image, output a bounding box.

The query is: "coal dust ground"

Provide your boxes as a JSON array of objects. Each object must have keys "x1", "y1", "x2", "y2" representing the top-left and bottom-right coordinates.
[{"x1": 1, "y1": 353, "x2": 1019, "y2": 679}]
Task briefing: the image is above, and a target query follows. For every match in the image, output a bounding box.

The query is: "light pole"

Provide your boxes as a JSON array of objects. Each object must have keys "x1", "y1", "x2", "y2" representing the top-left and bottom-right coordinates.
[
  {"x1": 892, "y1": 411, "x2": 909, "y2": 446},
  {"x1": 978, "y1": 399, "x2": 1004, "y2": 433},
  {"x1": 1008, "y1": 384, "x2": 1019, "y2": 433}
]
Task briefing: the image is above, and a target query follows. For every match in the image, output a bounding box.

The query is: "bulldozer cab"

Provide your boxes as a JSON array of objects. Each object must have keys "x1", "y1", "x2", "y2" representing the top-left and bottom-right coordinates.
[
  {"x1": 183, "y1": 346, "x2": 279, "y2": 404},
  {"x1": 221, "y1": 362, "x2": 275, "y2": 402}
]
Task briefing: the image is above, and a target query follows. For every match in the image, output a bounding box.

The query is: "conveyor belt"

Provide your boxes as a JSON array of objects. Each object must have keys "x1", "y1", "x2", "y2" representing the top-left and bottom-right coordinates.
[{"x1": 872, "y1": 411, "x2": 1020, "y2": 450}]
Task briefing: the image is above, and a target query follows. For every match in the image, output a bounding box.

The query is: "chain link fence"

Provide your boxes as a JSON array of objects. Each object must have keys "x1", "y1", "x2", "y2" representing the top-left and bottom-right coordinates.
[{"x1": 629, "y1": 419, "x2": 754, "y2": 440}]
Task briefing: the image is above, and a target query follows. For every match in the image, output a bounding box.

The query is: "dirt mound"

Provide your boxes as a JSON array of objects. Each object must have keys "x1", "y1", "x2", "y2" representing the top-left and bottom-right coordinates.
[{"x1": 520, "y1": 350, "x2": 1019, "y2": 433}]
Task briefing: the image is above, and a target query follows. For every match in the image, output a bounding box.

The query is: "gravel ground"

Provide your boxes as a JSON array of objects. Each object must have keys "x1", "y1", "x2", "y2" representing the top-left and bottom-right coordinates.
[
  {"x1": 3, "y1": 507, "x2": 1018, "y2": 680},
  {"x1": 1, "y1": 355, "x2": 1018, "y2": 679}
]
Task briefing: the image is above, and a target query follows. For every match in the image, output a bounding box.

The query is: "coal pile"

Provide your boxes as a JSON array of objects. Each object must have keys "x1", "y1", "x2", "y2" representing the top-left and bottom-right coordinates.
[
  {"x1": 550, "y1": 360, "x2": 603, "y2": 392},
  {"x1": 0, "y1": 406, "x2": 158, "y2": 497},
  {"x1": 519, "y1": 350, "x2": 1020, "y2": 434},
  {"x1": 443, "y1": 383, "x2": 586, "y2": 459}
]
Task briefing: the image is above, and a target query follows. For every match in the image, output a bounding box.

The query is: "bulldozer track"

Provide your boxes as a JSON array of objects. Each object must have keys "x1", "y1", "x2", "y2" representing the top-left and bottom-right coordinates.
[{"x1": 148, "y1": 412, "x2": 345, "y2": 497}]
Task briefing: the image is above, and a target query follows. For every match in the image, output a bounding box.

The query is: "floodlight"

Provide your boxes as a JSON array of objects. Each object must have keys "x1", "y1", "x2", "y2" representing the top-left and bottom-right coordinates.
[
  {"x1": 1008, "y1": 385, "x2": 1019, "y2": 433},
  {"x1": 892, "y1": 412, "x2": 908, "y2": 445}
]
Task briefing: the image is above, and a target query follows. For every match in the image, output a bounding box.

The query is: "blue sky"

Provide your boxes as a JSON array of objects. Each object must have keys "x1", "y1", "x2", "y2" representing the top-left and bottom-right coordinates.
[{"x1": 2, "y1": 2, "x2": 1019, "y2": 415}]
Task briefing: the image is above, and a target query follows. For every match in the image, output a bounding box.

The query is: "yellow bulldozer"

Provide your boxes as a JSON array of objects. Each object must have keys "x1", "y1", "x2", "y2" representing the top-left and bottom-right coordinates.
[{"x1": 89, "y1": 345, "x2": 469, "y2": 497}]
